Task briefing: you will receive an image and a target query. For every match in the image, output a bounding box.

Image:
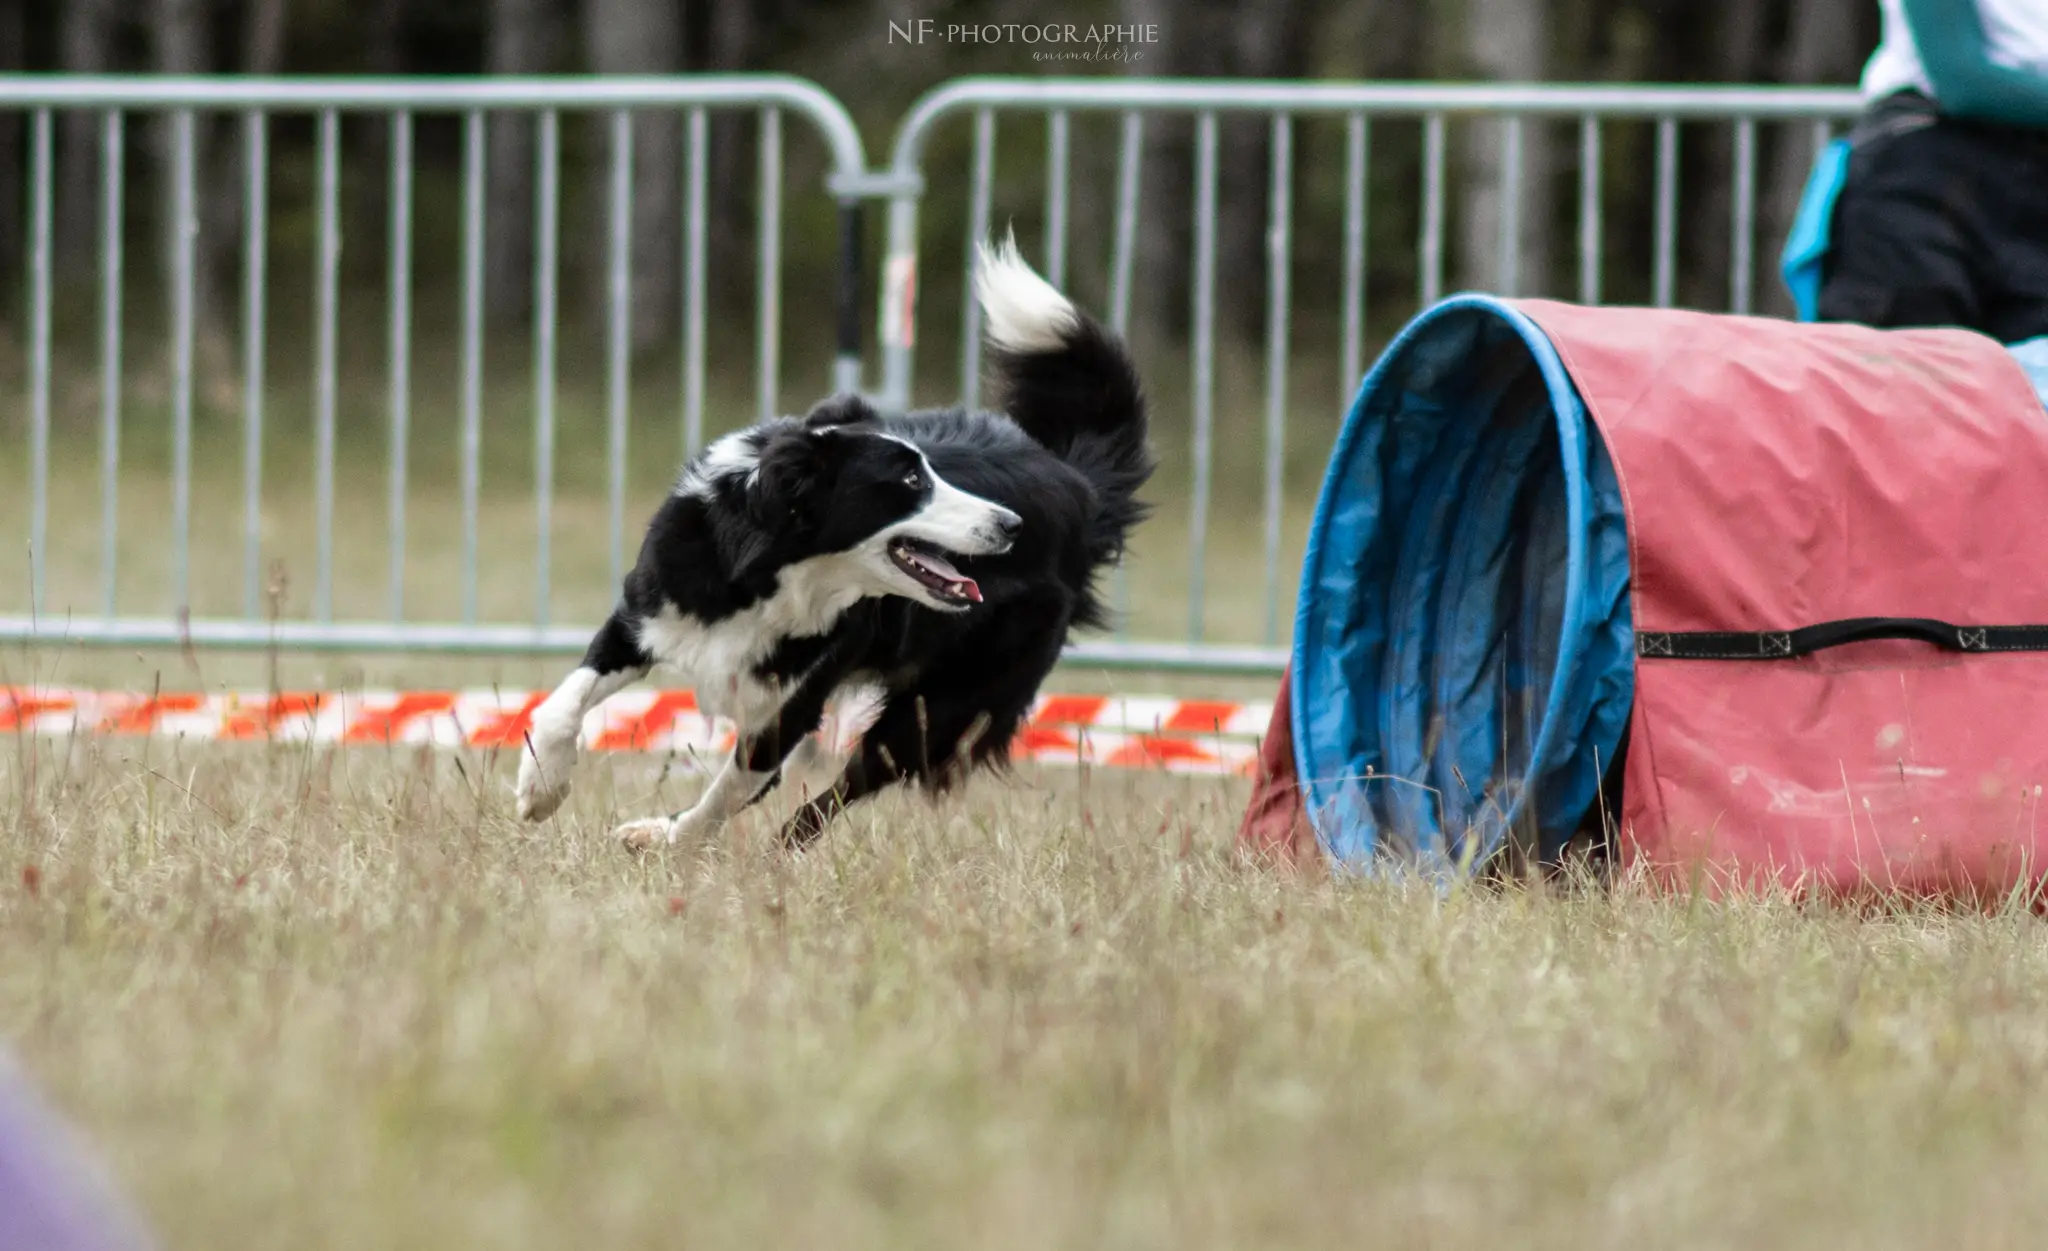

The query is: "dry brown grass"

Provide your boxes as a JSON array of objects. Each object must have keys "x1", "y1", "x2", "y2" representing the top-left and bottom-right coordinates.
[
  {"x1": 6, "y1": 328, "x2": 2048, "y2": 1247},
  {"x1": 8, "y1": 731, "x2": 2048, "y2": 1250}
]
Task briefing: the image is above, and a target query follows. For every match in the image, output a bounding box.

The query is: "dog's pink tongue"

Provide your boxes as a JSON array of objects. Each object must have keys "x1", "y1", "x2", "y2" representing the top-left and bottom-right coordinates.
[{"x1": 915, "y1": 551, "x2": 981, "y2": 602}]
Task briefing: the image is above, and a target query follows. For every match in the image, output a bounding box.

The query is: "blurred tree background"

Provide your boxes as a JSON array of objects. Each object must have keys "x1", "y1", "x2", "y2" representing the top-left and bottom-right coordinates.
[{"x1": 0, "y1": 0, "x2": 1876, "y2": 422}]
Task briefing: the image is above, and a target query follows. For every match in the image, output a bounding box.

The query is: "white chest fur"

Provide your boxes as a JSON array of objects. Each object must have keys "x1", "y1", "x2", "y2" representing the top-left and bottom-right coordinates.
[{"x1": 633, "y1": 549, "x2": 885, "y2": 730}]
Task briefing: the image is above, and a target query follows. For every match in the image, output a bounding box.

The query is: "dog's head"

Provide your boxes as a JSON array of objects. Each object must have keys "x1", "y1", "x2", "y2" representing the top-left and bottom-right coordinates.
[{"x1": 731, "y1": 396, "x2": 1021, "y2": 611}]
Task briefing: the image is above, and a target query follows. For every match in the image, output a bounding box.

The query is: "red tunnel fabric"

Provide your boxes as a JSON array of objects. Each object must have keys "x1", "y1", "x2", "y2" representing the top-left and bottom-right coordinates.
[
  {"x1": 1511, "y1": 302, "x2": 2048, "y2": 899},
  {"x1": 1237, "y1": 663, "x2": 1318, "y2": 864}
]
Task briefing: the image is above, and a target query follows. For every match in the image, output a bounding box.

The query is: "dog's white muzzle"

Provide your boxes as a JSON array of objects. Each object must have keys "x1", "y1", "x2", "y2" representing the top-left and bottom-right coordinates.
[
  {"x1": 874, "y1": 470, "x2": 1021, "y2": 610},
  {"x1": 896, "y1": 474, "x2": 1021, "y2": 558}
]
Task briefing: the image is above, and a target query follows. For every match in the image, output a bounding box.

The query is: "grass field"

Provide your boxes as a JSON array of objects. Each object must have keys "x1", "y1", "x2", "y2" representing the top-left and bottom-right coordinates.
[
  {"x1": 9, "y1": 732, "x2": 2048, "y2": 1249},
  {"x1": 11, "y1": 326, "x2": 2048, "y2": 1249}
]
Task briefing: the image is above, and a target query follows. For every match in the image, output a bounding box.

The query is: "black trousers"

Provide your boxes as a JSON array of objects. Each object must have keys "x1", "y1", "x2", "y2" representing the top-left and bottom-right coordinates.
[{"x1": 1819, "y1": 92, "x2": 2048, "y2": 344}]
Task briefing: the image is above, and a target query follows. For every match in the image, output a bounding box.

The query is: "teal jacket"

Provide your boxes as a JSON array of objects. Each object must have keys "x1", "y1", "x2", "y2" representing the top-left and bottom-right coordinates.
[
  {"x1": 1780, "y1": 0, "x2": 2048, "y2": 321},
  {"x1": 1904, "y1": 0, "x2": 2048, "y2": 127}
]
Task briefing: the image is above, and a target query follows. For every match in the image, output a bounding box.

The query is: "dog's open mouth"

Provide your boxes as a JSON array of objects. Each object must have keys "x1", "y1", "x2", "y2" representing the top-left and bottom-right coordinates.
[{"x1": 888, "y1": 538, "x2": 981, "y2": 605}]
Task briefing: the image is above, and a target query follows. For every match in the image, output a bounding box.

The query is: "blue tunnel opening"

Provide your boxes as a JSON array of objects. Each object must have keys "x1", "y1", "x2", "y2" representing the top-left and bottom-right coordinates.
[{"x1": 1289, "y1": 297, "x2": 1636, "y2": 875}]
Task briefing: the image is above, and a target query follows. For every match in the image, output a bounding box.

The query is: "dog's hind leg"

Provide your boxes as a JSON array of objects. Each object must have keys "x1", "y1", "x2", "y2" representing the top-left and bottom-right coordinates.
[
  {"x1": 780, "y1": 621, "x2": 1067, "y2": 848},
  {"x1": 777, "y1": 696, "x2": 990, "y2": 849},
  {"x1": 516, "y1": 611, "x2": 651, "y2": 821},
  {"x1": 613, "y1": 749, "x2": 782, "y2": 850},
  {"x1": 616, "y1": 660, "x2": 844, "y2": 850},
  {"x1": 776, "y1": 742, "x2": 897, "y2": 850}
]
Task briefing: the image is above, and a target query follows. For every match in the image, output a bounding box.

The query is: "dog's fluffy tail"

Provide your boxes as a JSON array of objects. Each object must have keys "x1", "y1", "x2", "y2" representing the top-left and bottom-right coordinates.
[{"x1": 974, "y1": 232, "x2": 1153, "y2": 618}]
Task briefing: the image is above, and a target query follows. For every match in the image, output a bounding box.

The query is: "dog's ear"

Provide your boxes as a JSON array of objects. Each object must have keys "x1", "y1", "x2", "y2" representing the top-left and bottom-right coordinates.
[
  {"x1": 746, "y1": 427, "x2": 834, "y2": 531},
  {"x1": 725, "y1": 524, "x2": 776, "y2": 586},
  {"x1": 803, "y1": 393, "x2": 877, "y2": 431},
  {"x1": 730, "y1": 430, "x2": 833, "y2": 583},
  {"x1": 730, "y1": 424, "x2": 855, "y2": 582}
]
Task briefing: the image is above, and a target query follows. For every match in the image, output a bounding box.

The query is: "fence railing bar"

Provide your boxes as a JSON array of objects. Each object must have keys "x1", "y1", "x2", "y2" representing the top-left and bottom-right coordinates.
[
  {"x1": 170, "y1": 108, "x2": 196, "y2": 618},
  {"x1": 240, "y1": 111, "x2": 267, "y2": 620},
  {"x1": 1108, "y1": 110, "x2": 1141, "y2": 339},
  {"x1": 832, "y1": 199, "x2": 863, "y2": 398},
  {"x1": 0, "y1": 73, "x2": 1864, "y2": 128},
  {"x1": 1341, "y1": 113, "x2": 1368, "y2": 405},
  {"x1": 27, "y1": 108, "x2": 51, "y2": 617},
  {"x1": 98, "y1": 109, "x2": 123, "y2": 618},
  {"x1": 756, "y1": 107, "x2": 782, "y2": 425},
  {"x1": 1578, "y1": 114, "x2": 1601, "y2": 305},
  {"x1": 386, "y1": 111, "x2": 413, "y2": 622},
  {"x1": 1498, "y1": 114, "x2": 1523, "y2": 297},
  {"x1": 1263, "y1": 113, "x2": 1292, "y2": 646},
  {"x1": 313, "y1": 107, "x2": 341, "y2": 622},
  {"x1": 886, "y1": 79, "x2": 1867, "y2": 139},
  {"x1": 1044, "y1": 108, "x2": 1068, "y2": 288},
  {"x1": 879, "y1": 197, "x2": 920, "y2": 412},
  {"x1": 1189, "y1": 109, "x2": 1217, "y2": 644},
  {"x1": 533, "y1": 108, "x2": 561, "y2": 629},
  {"x1": 459, "y1": 108, "x2": 485, "y2": 625},
  {"x1": 1108, "y1": 109, "x2": 1142, "y2": 639},
  {"x1": 960, "y1": 108, "x2": 995, "y2": 411},
  {"x1": 605, "y1": 108, "x2": 632, "y2": 593},
  {"x1": 683, "y1": 106, "x2": 707, "y2": 458},
  {"x1": 1731, "y1": 117, "x2": 1756, "y2": 316},
  {"x1": 0, "y1": 613, "x2": 1296, "y2": 674},
  {"x1": 1653, "y1": 115, "x2": 1678, "y2": 309},
  {"x1": 1420, "y1": 111, "x2": 1446, "y2": 308}
]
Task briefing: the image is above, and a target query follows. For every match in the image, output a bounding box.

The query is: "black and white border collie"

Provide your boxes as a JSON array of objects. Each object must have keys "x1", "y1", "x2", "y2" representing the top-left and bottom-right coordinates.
[{"x1": 515, "y1": 235, "x2": 1153, "y2": 849}]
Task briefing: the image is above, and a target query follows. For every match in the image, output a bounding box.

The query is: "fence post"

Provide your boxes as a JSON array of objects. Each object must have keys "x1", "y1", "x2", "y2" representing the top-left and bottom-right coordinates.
[
  {"x1": 835, "y1": 198, "x2": 864, "y2": 397},
  {"x1": 880, "y1": 192, "x2": 919, "y2": 413}
]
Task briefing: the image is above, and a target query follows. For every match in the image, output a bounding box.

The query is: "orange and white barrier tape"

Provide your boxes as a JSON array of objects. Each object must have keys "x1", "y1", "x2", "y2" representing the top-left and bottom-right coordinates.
[{"x1": 0, "y1": 687, "x2": 1270, "y2": 776}]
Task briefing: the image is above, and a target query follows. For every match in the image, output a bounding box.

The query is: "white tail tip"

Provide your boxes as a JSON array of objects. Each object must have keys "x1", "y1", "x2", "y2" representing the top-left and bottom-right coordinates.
[{"x1": 973, "y1": 229, "x2": 1078, "y2": 355}]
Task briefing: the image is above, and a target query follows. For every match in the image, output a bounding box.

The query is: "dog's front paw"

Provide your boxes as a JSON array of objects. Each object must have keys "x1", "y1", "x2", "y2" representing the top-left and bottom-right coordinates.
[
  {"x1": 515, "y1": 729, "x2": 580, "y2": 822},
  {"x1": 614, "y1": 816, "x2": 680, "y2": 851},
  {"x1": 615, "y1": 801, "x2": 731, "y2": 851}
]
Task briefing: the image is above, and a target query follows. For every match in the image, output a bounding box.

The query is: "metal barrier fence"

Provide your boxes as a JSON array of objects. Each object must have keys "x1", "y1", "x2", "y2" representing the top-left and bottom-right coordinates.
[
  {"x1": 0, "y1": 75, "x2": 1866, "y2": 678},
  {"x1": 877, "y1": 79, "x2": 1865, "y2": 673},
  {"x1": 0, "y1": 74, "x2": 873, "y2": 656}
]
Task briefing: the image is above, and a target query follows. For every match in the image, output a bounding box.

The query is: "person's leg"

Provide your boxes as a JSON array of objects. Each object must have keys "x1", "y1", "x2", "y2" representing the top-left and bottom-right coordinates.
[
  {"x1": 1818, "y1": 124, "x2": 1982, "y2": 331},
  {"x1": 1979, "y1": 136, "x2": 2048, "y2": 344}
]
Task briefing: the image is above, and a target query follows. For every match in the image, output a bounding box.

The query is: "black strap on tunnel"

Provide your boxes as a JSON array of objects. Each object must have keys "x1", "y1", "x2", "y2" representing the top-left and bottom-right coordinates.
[{"x1": 1635, "y1": 617, "x2": 2048, "y2": 661}]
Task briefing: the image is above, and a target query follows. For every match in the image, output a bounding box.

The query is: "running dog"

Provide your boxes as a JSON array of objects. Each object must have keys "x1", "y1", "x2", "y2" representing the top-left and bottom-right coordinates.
[{"x1": 514, "y1": 234, "x2": 1152, "y2": 848}]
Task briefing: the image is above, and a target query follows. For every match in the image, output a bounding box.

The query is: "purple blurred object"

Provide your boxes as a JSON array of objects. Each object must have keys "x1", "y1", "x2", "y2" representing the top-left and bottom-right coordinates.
[{"x1": 0, "y1": 1049, "x2": 156, "y2": 1251}]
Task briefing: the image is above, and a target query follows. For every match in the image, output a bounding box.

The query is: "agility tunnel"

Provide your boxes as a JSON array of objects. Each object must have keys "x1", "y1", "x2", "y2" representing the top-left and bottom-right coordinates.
[{"x1": 1243, "y1": 296, "x2": 2048, "y2": 897}]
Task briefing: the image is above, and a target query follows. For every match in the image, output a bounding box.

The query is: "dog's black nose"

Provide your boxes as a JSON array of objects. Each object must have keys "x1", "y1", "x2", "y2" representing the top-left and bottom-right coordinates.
[{"x1": 996, "y1": 509, "x2": 1023, "y2": 543}]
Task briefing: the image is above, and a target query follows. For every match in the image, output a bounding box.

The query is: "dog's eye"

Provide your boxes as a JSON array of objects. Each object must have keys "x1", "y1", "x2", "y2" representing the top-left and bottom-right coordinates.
[{"x1": 903, "y1": 470, "x2": 925, "y2": 490}]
